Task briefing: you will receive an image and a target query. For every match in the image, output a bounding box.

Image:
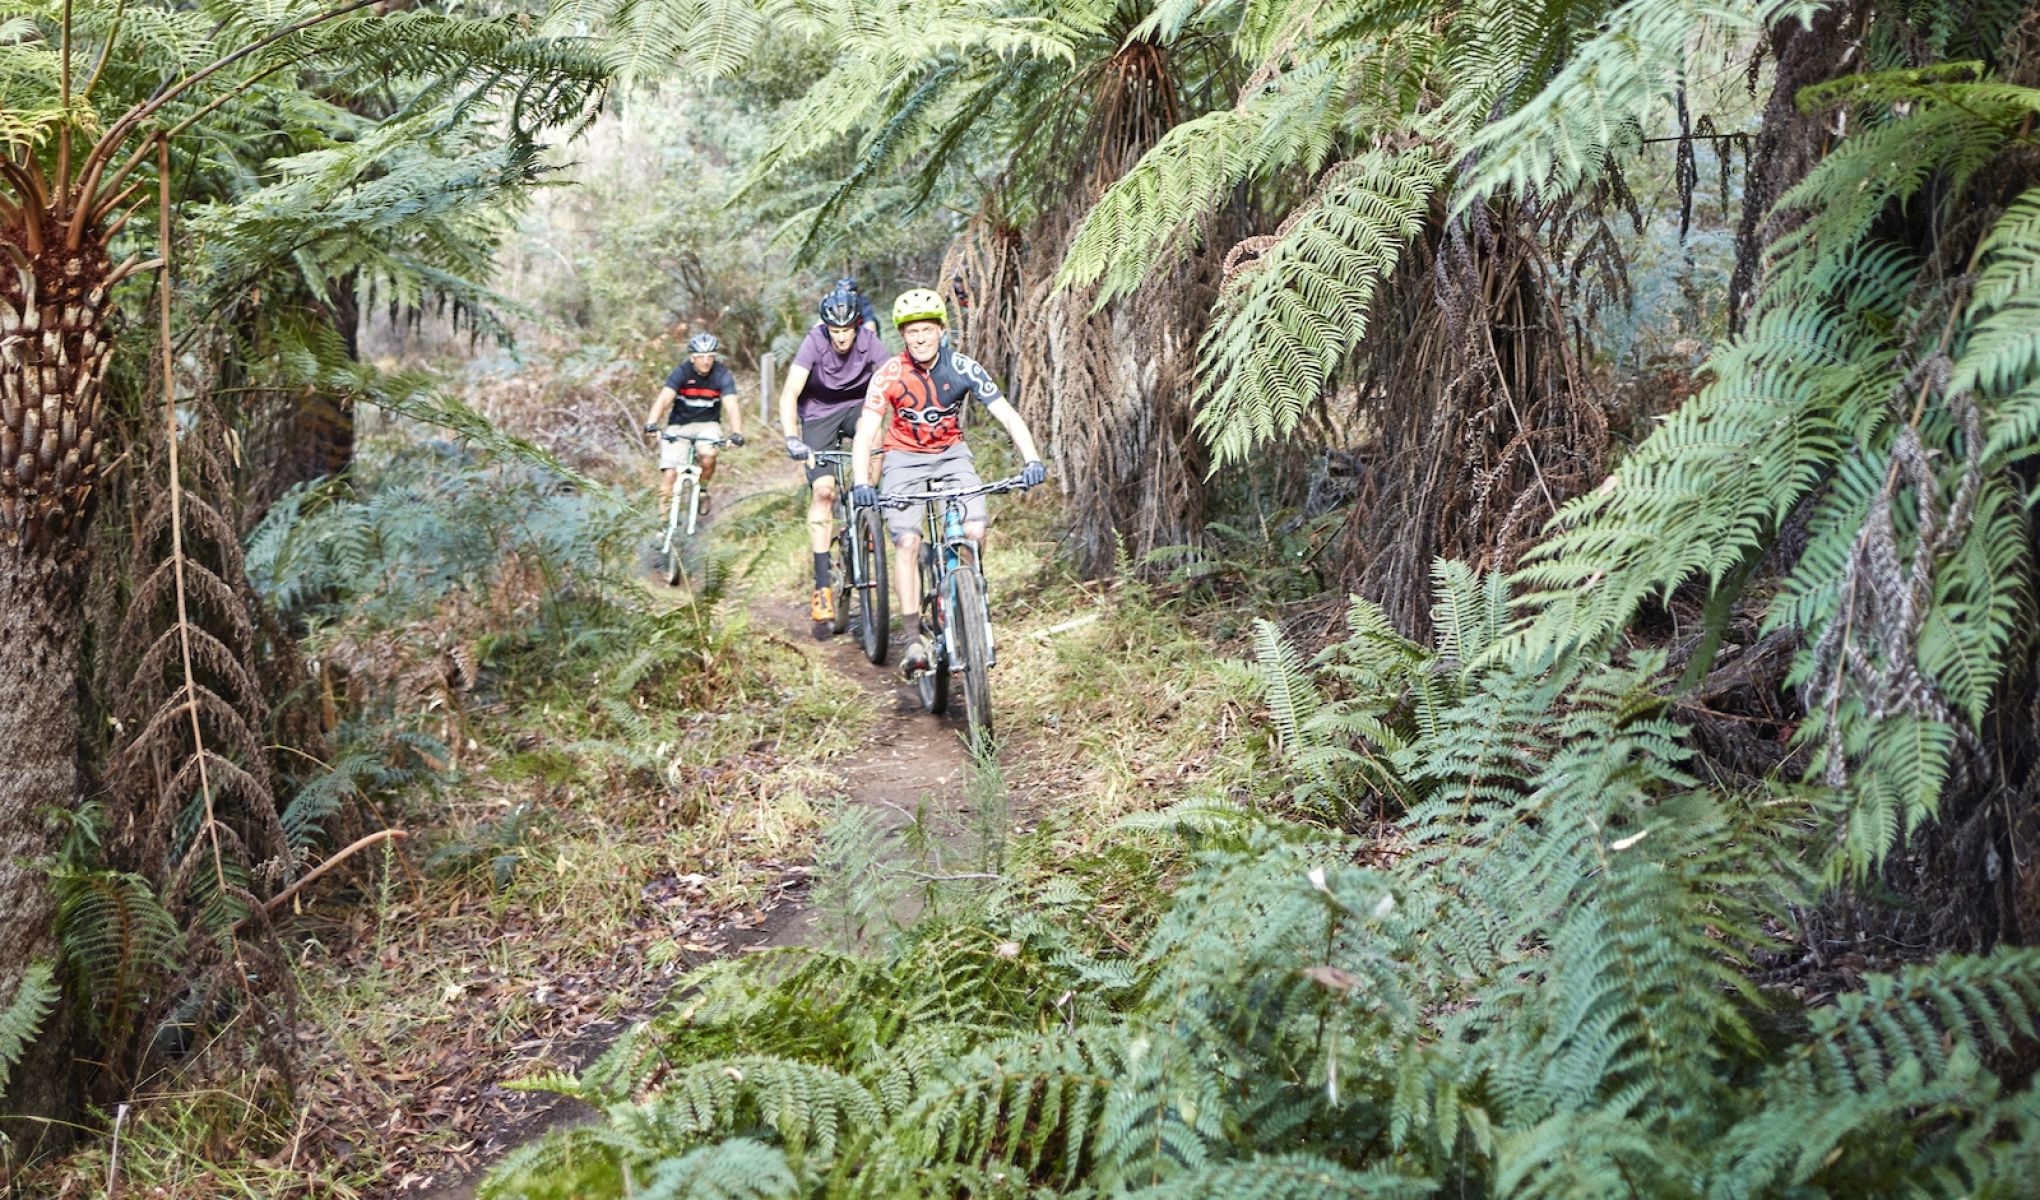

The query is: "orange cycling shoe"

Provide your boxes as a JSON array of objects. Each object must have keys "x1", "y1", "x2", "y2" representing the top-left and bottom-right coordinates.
[{"x1": 810, "y1": 587, "x2": 835, "y2": 623}]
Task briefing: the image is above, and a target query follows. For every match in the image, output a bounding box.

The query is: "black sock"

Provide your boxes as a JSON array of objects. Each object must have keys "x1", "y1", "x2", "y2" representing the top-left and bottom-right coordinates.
[{"x1": 813, "y1": 552, "x2": 831, "y2": 590}]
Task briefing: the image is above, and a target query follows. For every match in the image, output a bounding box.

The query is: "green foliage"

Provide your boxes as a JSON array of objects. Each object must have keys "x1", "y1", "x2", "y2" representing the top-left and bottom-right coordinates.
[
  {"x1": 1143, "y1": 508, "x2": 1343, "y2": 609},
  {"x1": 54, "y1": 872, "x2": 182, "y2": 1050},
  {"x1": 493, "y1": 569, "x2": 2040, "y2": 1200},
  {"x1": 1454, "y1": 0, "x2": 1825, "y2": 208},
  {"x1": 1195, "y1": 148, "x2": 1443, "y2": 464},
  {"x1": 1511, "y1": 71, "x2": 2040, "y2": 872},
  {"x1": 0, "y1": 963, "x2": 58, "y2": 1100},
  {"x1": 245, "y1": 445, "x2": 632, "y2": 629}
]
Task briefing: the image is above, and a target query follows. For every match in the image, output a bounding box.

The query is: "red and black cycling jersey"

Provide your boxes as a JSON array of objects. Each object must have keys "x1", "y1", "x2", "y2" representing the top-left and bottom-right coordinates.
[
  {"x1": 862, "y1": 345, "x2": 1004, "y2": 453},
  {"x1": 663, "y1": 361, "x2": 736, "y2": 425}
]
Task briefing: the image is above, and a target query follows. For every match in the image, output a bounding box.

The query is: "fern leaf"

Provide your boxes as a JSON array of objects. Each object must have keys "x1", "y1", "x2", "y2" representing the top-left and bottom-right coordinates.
[{"x1": 0, "y1": 962, "x2": 57, "y2": 1097}]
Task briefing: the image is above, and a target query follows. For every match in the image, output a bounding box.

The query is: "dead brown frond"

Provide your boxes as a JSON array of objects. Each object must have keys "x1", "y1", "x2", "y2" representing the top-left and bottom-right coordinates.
[{"x1": 1332, "y1": 199, "x2": 1613, "y2": 636}]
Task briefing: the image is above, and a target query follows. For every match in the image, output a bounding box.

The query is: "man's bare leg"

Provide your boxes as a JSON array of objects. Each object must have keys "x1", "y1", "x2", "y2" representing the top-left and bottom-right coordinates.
[
  {"x1": 809, "y1": 477, "x2": 836, "y2": 553},
  {"x1": 895, "y1": 532, "x2": 921, "y2": 627}
]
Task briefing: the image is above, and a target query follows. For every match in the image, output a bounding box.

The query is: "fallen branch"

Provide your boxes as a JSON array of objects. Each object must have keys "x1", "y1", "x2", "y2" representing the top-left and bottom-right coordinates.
[
  {"x1": 261, "y1": 828, "x2": 410, "y2": 916},
  {"x1": 1031, "y1": 612, "x2": 1103, "y2": 640}
]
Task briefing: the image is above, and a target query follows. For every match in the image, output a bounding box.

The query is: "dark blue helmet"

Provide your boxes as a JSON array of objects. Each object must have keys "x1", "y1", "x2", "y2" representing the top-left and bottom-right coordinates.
[
  {"x1": 834, "y1": 276, "x2": 858, "y2": 293},
  {"x1": 818, "y1": 288, "x2": 861, "y2": 328}
]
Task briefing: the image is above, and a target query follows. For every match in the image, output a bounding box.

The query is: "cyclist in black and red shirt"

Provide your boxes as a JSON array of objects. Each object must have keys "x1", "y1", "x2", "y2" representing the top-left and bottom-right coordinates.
[
  {"x1": 642, "y1": 332, "x2": 745, "y2": 515},
  {"x1": 850, "y1": 288, "x2": 1046, "y2": 678}
]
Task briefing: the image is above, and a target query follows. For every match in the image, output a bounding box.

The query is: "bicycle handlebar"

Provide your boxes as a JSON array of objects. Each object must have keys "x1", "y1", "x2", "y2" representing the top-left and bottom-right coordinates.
[
  {"x1": 811, "y1": 449, "x2": 856, "y2": 464},
  {"x1": 660, "y1": 432, "x2": 731, "y2": 446},
  {"x1": 870, "y1": 477, "x2": 1032, "y2": 509}
]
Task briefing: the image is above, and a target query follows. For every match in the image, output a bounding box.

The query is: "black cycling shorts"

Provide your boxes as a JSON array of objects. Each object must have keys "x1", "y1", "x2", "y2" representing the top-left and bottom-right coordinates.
[{"x1": 801, "y1": 404, "x2": 863, "y2": 484}]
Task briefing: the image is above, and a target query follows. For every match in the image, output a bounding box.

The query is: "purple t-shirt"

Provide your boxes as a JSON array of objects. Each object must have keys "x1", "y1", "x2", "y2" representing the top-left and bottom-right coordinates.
[{"x1": 792, "y1": 324, "x2": 891, "y2": 419}]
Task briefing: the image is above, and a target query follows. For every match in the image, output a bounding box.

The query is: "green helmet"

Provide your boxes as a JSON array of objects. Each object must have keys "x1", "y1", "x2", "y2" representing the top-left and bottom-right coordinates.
[{"x1": 891, "y1": 287, "x2": 947, "y2": 329}]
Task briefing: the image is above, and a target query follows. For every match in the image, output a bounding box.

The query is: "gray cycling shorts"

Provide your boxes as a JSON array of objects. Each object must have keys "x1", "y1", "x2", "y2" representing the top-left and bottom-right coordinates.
[{"x1": 879, "y1": 443, "x2": 985, "y2": 541}]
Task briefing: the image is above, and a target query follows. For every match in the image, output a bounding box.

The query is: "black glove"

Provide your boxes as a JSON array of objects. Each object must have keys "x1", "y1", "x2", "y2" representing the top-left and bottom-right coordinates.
[
  {"x1": 851, "y1": 484, "x2": 878, "y2": 508},
  {"x1": 785, "y1": 436, "x2": 812, "y2": 461},
  {"x1": 728, "y1": 432, "x2": 746, "y2": 448},
  {"x1": 1021, "y1": 460, "x2": 1047, "y2": 488},
  {"x1": 643, "y1": 423, "x2": 658, "y2": 434}
]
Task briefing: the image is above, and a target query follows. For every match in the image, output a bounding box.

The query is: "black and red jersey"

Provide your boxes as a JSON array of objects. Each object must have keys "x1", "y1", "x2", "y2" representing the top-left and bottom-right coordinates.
[
  {"x1": 663, "y1": 361, "x2": 736, "y2": 424},
  {"x1": 861, "y1": 345, "x2": 1005, "y2": 453}
]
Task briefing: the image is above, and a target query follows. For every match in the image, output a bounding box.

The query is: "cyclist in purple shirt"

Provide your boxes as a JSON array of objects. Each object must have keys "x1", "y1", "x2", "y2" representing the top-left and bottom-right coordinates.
[{"x1": 778, "y1": 287, "x2": 894, "y2": 624}]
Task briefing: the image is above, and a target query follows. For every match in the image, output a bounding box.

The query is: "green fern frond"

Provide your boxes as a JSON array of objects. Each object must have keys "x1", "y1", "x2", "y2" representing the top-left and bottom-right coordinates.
[
  {"x1": 1457, "y1": 0, "x2": 1827, "y2": 208},
  {"x1": 1195, "y1": 148, "x2": 1443, "y2": 465},
  {"x1": 55, "y1": 870, "x2": 183, "y2": 1044},
  {"x1": 0, "y1": 963, "x2": 58, "y2": 1097}
]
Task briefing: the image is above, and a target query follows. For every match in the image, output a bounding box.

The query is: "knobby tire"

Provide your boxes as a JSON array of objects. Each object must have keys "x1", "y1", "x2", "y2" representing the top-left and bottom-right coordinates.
[
  {"x1": 827, "y1": 506, "x2": 852, "y2": 635},
  {"x1": 857, "y1": 506, "x2": 889, "y2": 664},
  {"x1": 954, "y1": 568, "x2": 993, "y2": 746},
  {"x1": 918, "y1": 558, "x2": 949, "y2": 715}
]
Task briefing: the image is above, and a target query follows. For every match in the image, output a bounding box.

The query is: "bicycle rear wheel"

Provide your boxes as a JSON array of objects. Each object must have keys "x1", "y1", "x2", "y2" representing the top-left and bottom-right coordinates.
[
  {"x1": 827, "y1": 500, "x2": 852, "y2": 635},
  {"x1": 954, "y1": 568, "x2": 993, "y2": 746},
  {"x1": 856, "y1": 506, "x2": 890, "y2": 664}
]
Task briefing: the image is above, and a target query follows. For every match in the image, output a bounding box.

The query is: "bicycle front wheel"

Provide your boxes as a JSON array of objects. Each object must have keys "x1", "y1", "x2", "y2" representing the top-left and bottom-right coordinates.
[
  {"x1": 954, "y1": 568, "x2": 993, "y2": 746},
  {"x1": 665, "y1": 479, "x2": 696, "y2": 587},
  {"x1": 856, "y1": 506, "x2": 890, "y2": 664}
]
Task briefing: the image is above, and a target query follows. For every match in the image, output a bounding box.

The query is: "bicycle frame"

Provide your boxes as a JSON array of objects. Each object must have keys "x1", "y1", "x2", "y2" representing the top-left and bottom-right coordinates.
[
  {"x1": 660, "y1": 431, "x2": 725, "y2": 551},
  {"x1": 812, "y1": 447, "x2": 878, "y2": 598},
  {"x1": 881, "y1": 476, "x2": 1026, "y2": 668}
]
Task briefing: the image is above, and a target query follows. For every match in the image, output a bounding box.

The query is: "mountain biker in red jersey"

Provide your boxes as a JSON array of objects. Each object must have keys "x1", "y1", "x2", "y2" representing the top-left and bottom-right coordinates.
[
  {"x1": 849, "y1": 288, "x2": 1046, "y2": 679},
  {"x1": 643, "y1": 331, "x2": 745, "y2": 515},
  {"x1": 779, "y1": 288, "x2": 892, "y2": 624}
]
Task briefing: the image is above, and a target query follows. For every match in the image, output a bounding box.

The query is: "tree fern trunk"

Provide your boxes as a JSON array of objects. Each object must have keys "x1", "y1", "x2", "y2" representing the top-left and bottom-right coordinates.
[
  {"x1": 0, "y1": 217, "x2": 114, "y2": 1145},
  {"x1": 1727, "y1": 0, "x2": 1873, "y2": 326},
  {"x1": 0, "y1": 560, "x2": 85, "y2": 1147}
]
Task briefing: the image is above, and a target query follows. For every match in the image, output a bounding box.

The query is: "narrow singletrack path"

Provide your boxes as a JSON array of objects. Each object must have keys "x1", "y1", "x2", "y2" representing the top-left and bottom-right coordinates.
[{"x1": 738, "y1": 456, "x2": 987, "y2": 948}]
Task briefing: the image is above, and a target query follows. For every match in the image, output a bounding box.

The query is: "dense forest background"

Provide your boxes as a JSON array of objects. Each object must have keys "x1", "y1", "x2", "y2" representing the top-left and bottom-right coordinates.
[{"x1": 7, "y1": 0, "x2": 2040, "y2": 1195}]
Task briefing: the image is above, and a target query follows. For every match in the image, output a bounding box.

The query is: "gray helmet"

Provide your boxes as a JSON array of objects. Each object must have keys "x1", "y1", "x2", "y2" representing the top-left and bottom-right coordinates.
[
  {"x1": 834, "y1": 276, "x2": 858, "y2": 293},
  {"x1": 818, "y1": 288, "x2": 861, "y2": 328},
  {"x1": 687, "y1": 332, "x2": 720, "y2": 355}
]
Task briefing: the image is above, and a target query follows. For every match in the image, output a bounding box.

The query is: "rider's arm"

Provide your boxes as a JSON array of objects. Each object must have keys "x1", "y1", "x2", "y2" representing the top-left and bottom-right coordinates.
[
  {"x1": 850, "y1": 405, "x2": 885, "y2": 486},
  {"x1": 712, "y1": 364, "x2": 742, "y2": 437},
  {"x1": 983, "y1": 397, "x2": 1042, "y2": 466},
  {"x1": 777, "y1": 364, "x2": 810, "y2": 438},
  {"x1": 645, "y1": 386, "x2": 676, "y2": 429}
]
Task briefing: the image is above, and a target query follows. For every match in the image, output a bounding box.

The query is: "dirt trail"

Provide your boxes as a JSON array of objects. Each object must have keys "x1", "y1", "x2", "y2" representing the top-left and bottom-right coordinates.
[
  {"x1": 410, "y1": 460, "x2": 979, "y2": 1197},
  {"x1": 742, "y1": 456, "x2": 985, "y2": 947}
]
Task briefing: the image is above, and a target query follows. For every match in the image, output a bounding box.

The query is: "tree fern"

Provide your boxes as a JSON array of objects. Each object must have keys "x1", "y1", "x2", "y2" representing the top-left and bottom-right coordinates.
[
  {"x1": 1195, "y1": 148, "x2": 1443, "y2": 465},
  {"x1": 1455, "y1": 0, "x2": 1828, "y2": 208}
]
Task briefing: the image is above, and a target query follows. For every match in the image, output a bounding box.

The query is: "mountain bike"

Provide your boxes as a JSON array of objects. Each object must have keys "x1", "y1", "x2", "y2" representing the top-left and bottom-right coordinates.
[
  {"x1": 653, "y1": 430, "x2": 731, "y2": 587},
  {"x1": 876, "y1": 476, "x2": 1029, "y2": 744},
  {"x1": 811, "y1": 447, "x2": 891, "y2": 664}
]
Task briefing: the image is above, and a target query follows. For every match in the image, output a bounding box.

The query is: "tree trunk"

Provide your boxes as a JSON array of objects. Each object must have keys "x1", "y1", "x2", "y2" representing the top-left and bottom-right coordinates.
[
  {"x1": 0, "y1": 559, "x2": 85, "y2": 1152},
  {"x1": 0, "y1": 219, "x2": 114, "y2": 1146}
]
